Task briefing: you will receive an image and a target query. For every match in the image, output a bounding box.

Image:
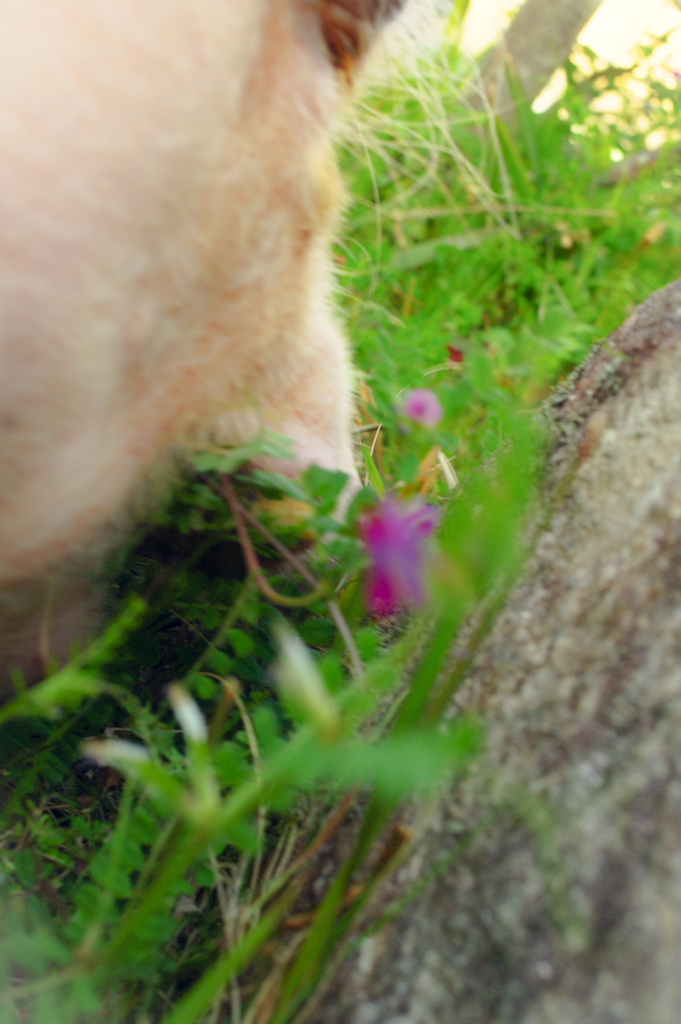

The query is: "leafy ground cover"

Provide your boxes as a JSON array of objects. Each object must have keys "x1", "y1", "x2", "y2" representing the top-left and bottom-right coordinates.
[{"x1": 2, "y1": 24, "x2": 681, "y2": 1024}]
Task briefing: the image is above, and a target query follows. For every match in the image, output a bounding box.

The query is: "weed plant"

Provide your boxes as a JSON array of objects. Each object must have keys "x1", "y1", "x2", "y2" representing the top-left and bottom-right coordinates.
[{"x1": 2, "y1": 24, "x2": 681, "y2": 1024}]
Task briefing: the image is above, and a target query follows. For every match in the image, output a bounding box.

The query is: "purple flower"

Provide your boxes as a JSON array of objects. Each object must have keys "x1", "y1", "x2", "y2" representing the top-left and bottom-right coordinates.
[
  {"x1": 360, "y1": 498, "x2": 439, "y2": 616},
  {"x1": 403, "y1": 389, "x2": 443, "y2": 427}
]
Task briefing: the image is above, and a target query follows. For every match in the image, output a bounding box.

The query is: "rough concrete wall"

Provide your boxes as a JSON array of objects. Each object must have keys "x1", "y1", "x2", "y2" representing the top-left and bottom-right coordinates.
[{"x1": 308, "y1": 280, "x2": 681, "y2": 1024}]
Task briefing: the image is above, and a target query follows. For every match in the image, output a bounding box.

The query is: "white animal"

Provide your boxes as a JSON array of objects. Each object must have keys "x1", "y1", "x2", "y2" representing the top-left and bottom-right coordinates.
[{"x1": 0, "y1": 0, "x2": 408, "y2": 691}]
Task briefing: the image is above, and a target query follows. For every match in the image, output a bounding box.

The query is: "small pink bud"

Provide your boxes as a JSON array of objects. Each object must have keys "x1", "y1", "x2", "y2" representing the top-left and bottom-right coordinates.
[
  {"x1": 360, "y1": 498, "x2": 439, "y2": 617},
  {"x1": 403, "y1": 389, "x2": 443, "y2": 427}
]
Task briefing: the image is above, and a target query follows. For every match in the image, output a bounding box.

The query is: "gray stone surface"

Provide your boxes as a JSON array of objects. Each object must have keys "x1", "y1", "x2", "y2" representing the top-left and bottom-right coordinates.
[{"x1": 308, "y1": 281, "x2": 681, "y2": 1024}]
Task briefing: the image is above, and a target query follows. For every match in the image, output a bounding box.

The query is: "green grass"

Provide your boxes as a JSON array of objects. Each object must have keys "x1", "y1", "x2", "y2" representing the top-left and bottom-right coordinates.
[
  {"x1": 3, "y1": 31, "x2": 681, "y2": 1024},
  {"x1": 338, "y1": 35, "x2": 681, "y2": 479}
]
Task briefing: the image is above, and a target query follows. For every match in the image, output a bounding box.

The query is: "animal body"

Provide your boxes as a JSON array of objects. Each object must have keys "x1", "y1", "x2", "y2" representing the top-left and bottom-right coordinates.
[{"x1": 0, "y1": 0, "x2": 408, "y2": 692}]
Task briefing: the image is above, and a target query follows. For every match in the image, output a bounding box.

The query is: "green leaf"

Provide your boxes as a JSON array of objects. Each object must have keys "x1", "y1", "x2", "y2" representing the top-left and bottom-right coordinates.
[
  {"x1": 362, "y1": 447, "x2": 385, "y2": 497},
  {"x1": 192, "y1": 432, "x2": 294, "y2": 476},
  {"x1": 303, "y1": 466, "x2": 350, "y2": 511},
  {"x1": 207, "y1": 650, "x2": 233, "y2": 676},
  {"x1": 242, "y1": 467, "x2": 308, "y2": 501},
  {"x1": 226, "y1": 628, "x2": 254, "y2": 659}
]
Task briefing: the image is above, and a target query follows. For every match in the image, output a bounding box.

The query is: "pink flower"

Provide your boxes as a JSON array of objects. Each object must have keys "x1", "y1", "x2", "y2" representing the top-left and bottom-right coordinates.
[
  {"x1": 360, "y1": 498, "x2": 439, "y2": 616},
  {"x1": 403, "y1": 389, "x2": 443, "y2": 427}
]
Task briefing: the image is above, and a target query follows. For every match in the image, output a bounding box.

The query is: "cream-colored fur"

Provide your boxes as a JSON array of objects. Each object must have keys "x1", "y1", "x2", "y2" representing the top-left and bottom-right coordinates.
[{"x1": 0, "y1": 0, "x2": 406, "y2": 691}]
